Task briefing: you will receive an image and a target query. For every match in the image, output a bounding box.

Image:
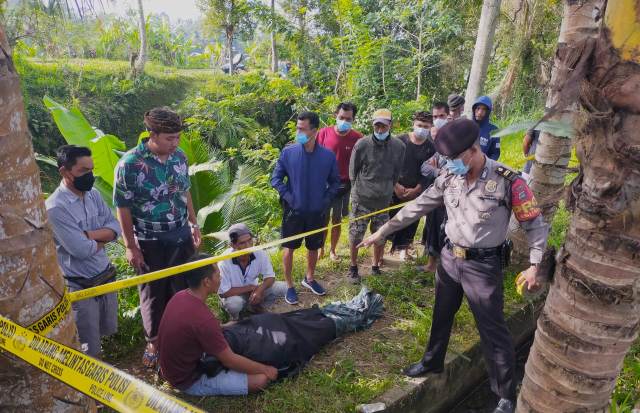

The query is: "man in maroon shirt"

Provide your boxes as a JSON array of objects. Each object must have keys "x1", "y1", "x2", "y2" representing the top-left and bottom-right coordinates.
[
  {"x1": 317, "y1": 102, "x2": 363, "y2": 261},
  {"x1": 158, "y1": 253, "x2": 278, "y2": 396}
]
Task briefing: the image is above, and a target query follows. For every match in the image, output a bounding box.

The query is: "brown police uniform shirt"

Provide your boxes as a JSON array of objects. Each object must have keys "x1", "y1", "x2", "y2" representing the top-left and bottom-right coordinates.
[{"x1": 379, "y1": 157, "x2": 549, "y2": 264}]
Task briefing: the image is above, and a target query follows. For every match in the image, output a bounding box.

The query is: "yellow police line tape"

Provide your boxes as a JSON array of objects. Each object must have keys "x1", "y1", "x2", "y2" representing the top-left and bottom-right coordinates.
[
  {"x1": 0, "y1": 315, "x2": 205, "y2": 413},
  {"x1": 26, "y1": 288, "x2": 71, "y2": 336},
  {"x1": 67, "y1": 201, "x2": 408, "y2": 303},
  {"x1": 26, "y1": 201, "x2": 409, "y2": 337}
]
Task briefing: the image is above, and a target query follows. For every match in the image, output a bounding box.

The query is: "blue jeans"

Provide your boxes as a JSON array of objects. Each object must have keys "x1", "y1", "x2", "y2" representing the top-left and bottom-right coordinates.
[{"x1": 184, "y1": 371, "x2": 248, "y2": 396}]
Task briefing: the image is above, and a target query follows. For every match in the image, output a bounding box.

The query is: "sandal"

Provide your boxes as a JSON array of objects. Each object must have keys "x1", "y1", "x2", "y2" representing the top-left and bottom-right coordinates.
[{"x1": 142, "y1": 346, "x2": 158, "y2": 369}]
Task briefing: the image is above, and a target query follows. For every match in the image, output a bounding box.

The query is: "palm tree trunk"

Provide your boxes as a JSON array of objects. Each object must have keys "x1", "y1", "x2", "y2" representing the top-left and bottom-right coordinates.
[
  {"x1": 0, "y1": 24, "x2": 92, "y2": 412},
  {"x1": 464, "y1": 0, "x2": 502, "y2": 115},
  {"x1": 270, "y1": 0, "x2": 278, "y2": 73},
  {"x1": 509, "y1": 0, "x2": 604, "y2": 265},
  {"x1": 133, "y1": 0, "x2": 147, "y2": 74},
  {"x1": 227, "y1": 28, "x2": 234, "y2": 74},
  {"x1": 517, "y1": 1, "x2": 640, "y2": 411}
]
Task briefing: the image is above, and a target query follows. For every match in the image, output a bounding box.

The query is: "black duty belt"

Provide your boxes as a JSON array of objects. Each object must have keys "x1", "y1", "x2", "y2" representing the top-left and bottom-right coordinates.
[{"x1": 445, "y1": 240, "x2": 501, "y2": 260}]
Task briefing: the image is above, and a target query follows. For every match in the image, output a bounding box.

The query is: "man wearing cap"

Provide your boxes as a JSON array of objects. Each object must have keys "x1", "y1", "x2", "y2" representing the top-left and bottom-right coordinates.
[
  {"x1": 447, "y1": 94, "x2": 465, "y2": 121},
  {"x1": 271, "y1": 111, "x2": 340, "y2": 304},
  {"x1": 347, "y1": 109, "x2": 405, "y2": 283},
  {"x1": 218, "y1": 224, "x2": 288, "y2": 320},
  {"x1": 360, "y1": 118, "x2": 549, "y2": 413},
  {"x1": 472, "y1": 95, "x2": 501, "y2": 160},
  {"x1": 114, "y1": 107, "x2": 201, "y2": 368}
]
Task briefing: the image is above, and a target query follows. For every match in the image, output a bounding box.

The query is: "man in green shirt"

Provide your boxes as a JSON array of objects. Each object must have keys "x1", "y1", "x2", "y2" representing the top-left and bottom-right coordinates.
[{"x1": 114, "y1": 107, "x2": 201, "y2": 368}]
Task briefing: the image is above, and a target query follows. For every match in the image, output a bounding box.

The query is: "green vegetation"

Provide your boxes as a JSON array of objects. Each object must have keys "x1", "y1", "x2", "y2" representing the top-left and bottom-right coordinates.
[
  {"x1": 16, "y1": 57, "x2": 207, "y2": 156},
  {"x1": 5, "y1": 0, "x2": 638, "y2": 411}
]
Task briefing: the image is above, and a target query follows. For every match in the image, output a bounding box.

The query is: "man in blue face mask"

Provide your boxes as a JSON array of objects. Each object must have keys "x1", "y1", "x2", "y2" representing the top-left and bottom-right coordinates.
[
  {"x1": 360, "y1": 118, "x2": 550, "y2": 413},
  {"x1": 317, "y1": 102, "x2": 363, "y2": 261},
  {"x1": 271, "y1": 112, "x2": 340, "y2": 305},
  {"x1": 347, "y1": 109, "x2": 406, "y2": 283}
]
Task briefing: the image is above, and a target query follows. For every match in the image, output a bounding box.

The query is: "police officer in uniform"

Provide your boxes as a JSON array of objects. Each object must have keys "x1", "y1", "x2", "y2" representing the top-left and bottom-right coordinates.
[{"x1": 360, "y1": 119, "x2": 549, "y2": 413}]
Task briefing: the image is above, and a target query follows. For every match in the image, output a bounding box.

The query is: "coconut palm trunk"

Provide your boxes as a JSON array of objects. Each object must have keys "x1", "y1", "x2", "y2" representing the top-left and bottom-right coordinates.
[
  {"x1": 517, "y1": 0, "x2": 640, "y2": 411},
  {"x1": 270, "y1": 0, "x2": 278, "y2": 73},
  {"x1": 509, "y1": 0, "x2": 604, "y2": 264},
  {"x1": 464, "y1": 0, "x2": 502, "y2": 114},
  {"x1": 0, "y1": 25, "x2": 92, "y2": 412},
  {"x1": 133, "y1": 0, "x2": 147, "y2": 74}
]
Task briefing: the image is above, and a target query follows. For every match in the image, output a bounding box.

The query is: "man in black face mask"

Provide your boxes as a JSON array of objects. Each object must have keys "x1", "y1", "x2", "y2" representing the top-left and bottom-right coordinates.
[{"x1": 46, "y1": 145, "x2": 121, "y2": 358}]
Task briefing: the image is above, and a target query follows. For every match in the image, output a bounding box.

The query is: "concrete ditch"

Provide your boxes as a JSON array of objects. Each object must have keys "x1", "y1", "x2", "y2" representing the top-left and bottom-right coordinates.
[{"x1": 358, "y1": 299, "x2": 543, "y2": 413}]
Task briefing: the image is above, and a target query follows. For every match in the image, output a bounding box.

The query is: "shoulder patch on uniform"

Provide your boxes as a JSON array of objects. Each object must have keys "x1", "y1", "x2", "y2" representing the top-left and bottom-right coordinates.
[{"x1": 495, "y1": 166, "x2": 520, "y2": 182}]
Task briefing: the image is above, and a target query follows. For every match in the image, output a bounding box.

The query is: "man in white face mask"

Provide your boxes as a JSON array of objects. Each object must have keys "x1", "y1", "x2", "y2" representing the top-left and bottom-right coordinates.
[{"x1": 388, "y1": 111, "x2": 436, "y2": 260}]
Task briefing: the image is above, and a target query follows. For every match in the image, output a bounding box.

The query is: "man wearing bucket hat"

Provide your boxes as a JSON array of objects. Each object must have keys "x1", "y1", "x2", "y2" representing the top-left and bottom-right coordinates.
[
  {"x1": 359, "y1": 118, "x2": 549, "y2": 413},
  {"x1": 347, "y1": 109, "x2": 405, "y2": 283}
]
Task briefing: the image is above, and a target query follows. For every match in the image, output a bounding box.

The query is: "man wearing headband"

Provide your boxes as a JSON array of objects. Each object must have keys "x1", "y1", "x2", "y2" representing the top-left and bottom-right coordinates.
[
  {"x1": 114, "y1": 107, "x2": 201, "y2": 368},
  {"x1": 360, "y1": 118, "x2": 549, "y2": 413}
]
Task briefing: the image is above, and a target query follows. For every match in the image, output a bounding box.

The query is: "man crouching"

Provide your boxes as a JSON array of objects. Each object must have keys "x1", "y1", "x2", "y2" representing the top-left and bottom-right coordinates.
[{"x1": 157, "y1": 253, "x2": 278, "y2": 396}]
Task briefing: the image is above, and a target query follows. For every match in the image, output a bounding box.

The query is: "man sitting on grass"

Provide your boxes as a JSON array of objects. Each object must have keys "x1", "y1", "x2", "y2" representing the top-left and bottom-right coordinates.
[
  {"x1": 218, "y1": 223, "x2": 288, "y2": 321},
  {"x1": 158, "y1": 253, "x2": 278, "y2": 396},
  {"x1": 158, "y1": 253, "x2": 384, "y2": 396}
]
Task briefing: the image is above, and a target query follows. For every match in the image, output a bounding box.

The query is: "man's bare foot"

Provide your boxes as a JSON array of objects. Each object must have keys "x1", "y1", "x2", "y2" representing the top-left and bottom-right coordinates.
[{"x1": 330, "y1": 251, "x2": 339, "y2": 261}]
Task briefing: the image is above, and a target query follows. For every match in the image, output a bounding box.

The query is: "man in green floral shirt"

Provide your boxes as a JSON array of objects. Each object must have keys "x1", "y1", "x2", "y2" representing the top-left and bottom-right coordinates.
[{"x1": 114, "y1": 107, "x2": 201, "y2": 368}]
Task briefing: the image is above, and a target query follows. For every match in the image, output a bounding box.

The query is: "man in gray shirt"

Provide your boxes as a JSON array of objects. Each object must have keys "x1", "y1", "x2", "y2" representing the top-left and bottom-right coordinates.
[
  {"x1": 46, "y1": 145, "x2": 121, "y2": 357},
  {"x1": 348, "y1": 108, "x2": 405, "y2": 283}
]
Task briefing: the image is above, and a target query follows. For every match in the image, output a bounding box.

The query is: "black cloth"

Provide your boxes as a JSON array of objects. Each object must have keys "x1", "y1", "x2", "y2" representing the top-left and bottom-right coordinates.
[
  {"x1": 434, "y1": 119, "x2": 480, "y2": 158},
  {"x1": 421, "y1": 205, "x2": 447, "y2": 257},
  {"x1": 223, "y1": 308, "x2": 336, "y2": 373},
  {"x1": 138, "y1": 226, "x2": 195, "y2": 342},
  {"x1": 389, "y1": 193, "x2": 421, "y2": 250},
  {"x1": 396, "y1": 134, "x2": 436, "y2": 188},
  {"x1": 280, "y1": 204, "x2": 327, "y2": 250},
  {"x1": 420, "y1": 246, "x2": 516, "y2": 401}
]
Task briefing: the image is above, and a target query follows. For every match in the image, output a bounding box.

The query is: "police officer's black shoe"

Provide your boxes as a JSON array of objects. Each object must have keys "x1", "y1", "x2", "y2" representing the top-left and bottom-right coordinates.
[
  {"x1": 402, "y1": 361, "x2": 444, "y2": 377},
  {"x1": 493, "y1": 398, "x2": 515, "y2": 413}
]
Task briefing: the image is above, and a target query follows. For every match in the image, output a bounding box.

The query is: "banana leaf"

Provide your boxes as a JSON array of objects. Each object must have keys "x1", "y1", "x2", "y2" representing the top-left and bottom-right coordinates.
[
  {"x1": 491, "y1": 119, "x2": 575, "y2": 138},
  {"x1": 43, "y1": 96, "x2": 126, "y2": 192}
]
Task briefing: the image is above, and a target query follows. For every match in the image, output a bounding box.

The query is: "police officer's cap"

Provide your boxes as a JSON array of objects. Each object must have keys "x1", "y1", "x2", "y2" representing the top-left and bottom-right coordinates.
[{"x1": 435, "y1": 118, "x2": 480, "y2": 158}]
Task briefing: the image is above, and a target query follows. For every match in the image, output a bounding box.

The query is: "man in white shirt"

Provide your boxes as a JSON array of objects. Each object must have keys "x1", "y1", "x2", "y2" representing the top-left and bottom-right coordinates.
[{"x1": 218, "y1": 224, "x2": 288, "y2": 320}]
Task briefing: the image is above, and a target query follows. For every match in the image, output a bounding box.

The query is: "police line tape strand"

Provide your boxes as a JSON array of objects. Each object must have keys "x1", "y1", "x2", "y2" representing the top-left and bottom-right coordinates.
[
  {"x1": 0, "y1": 315, "x2": 205, "y2": 413},
  {"x1": 67, "y1": 201, "x2": 408, "y2": 303},
  {"x1": 26, "y1": 288, "x2": 71, "y2": 336}
]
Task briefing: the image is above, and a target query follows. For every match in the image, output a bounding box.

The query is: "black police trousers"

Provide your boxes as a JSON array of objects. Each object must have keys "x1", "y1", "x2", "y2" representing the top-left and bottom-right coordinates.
[{"x1": 421, "y1": 245, "x2": 516, "y2": 401}]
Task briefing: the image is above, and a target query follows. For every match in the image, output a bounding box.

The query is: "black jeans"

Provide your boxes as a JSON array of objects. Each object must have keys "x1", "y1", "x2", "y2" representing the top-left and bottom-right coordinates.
[
  {"x1": 421, "y1": 246, "x2": 516, "y2": 401},
  {"x1": 137, "y1": 226, "x2": 195, "y2": 342},
  {"x1": 422, "y1": 205, "x2": 447, "y2": 257},
  {"x1": 388, "y1": 194, "x2": 420, "y2": 250}
]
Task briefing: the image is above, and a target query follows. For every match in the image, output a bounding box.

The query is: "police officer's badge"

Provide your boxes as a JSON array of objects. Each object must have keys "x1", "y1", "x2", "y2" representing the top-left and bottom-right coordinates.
[{"x1": 485, "y1": 180, "x2": 497, "y2": 193}]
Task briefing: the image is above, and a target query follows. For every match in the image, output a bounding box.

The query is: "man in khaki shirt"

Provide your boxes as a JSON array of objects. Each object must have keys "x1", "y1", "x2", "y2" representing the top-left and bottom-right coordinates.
[{"x1": 361, "y1": 119, "x2": 548, "y2": 413}]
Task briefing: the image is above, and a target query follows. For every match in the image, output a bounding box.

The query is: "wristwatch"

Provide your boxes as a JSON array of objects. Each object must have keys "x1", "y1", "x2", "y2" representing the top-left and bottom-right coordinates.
[{"x1": 190, "y1": 223, "x2": 200, "y2": 229}]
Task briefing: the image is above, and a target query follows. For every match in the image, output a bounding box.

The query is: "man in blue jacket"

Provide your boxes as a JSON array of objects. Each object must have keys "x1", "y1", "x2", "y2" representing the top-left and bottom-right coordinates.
[
  {"x1": 472, "y1": 96, "x2": 500, "y2": 160},
  {"x1": 271, "y1": 111, "x2": 340, "y2": 304}
]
